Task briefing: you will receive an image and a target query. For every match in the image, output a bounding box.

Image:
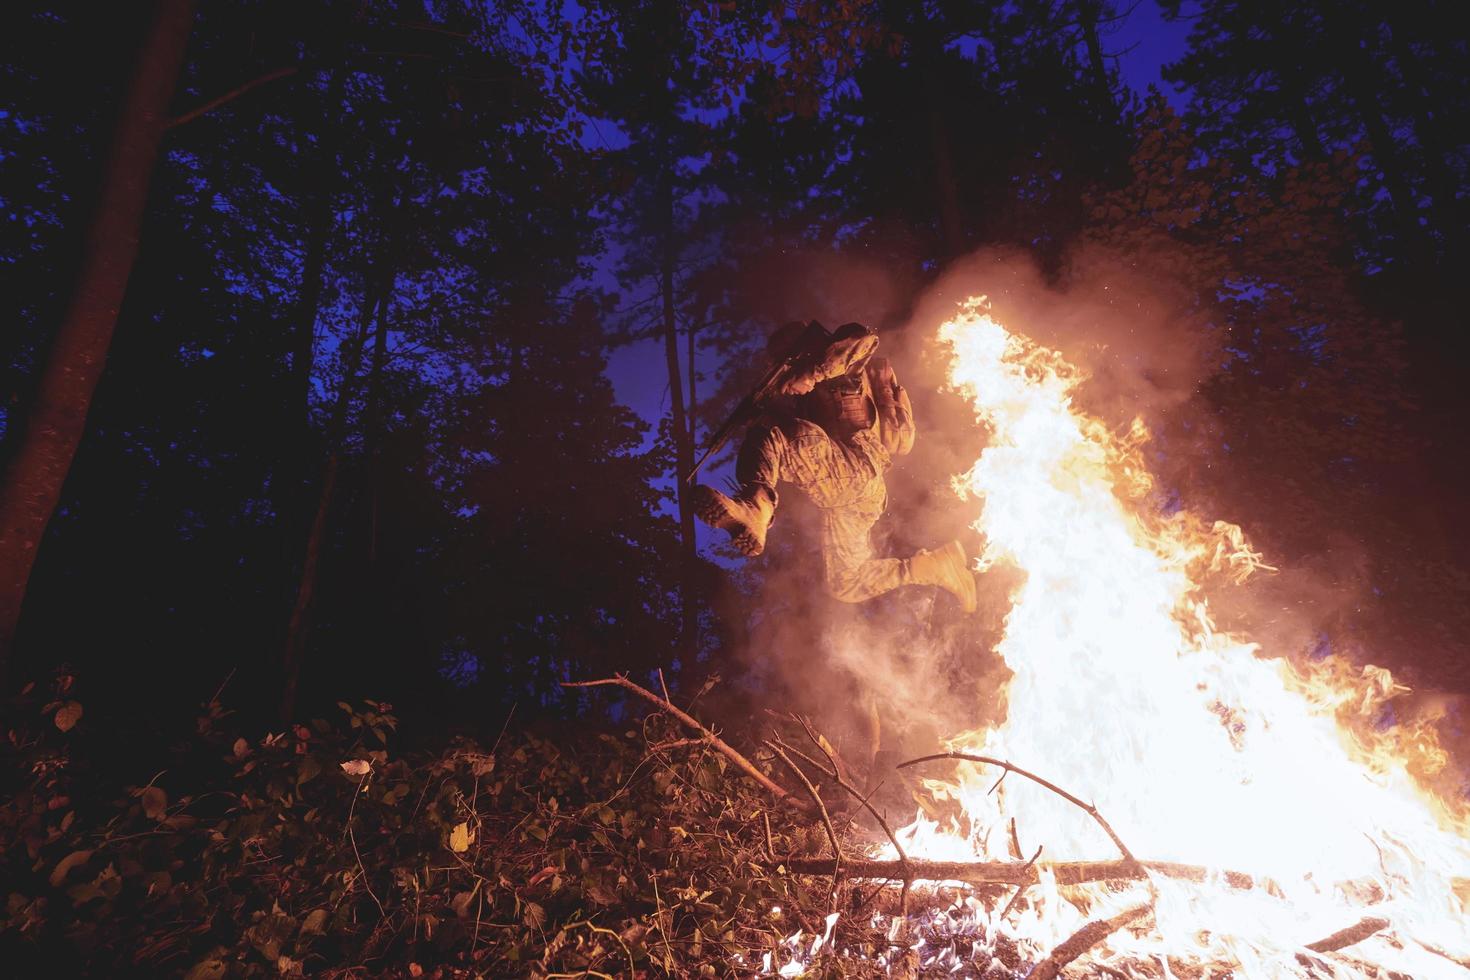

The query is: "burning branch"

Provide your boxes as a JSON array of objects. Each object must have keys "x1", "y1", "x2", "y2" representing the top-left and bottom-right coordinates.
[
  {"x1": 562, "y1": 675, "x2": 808, "y2": 813},
  {"x1": 1305, "y1": 917, "x2": 1390, "y2": 953},
  {"x1": 898, "y1": 752, "x2": 1140, "y2": 867},
  {"x1": 778, "y1": 857, "x2": 1264, "y2": 890},
  {"x1": 1027, "y1": 903, "x2": 1152, "y2": 980}
]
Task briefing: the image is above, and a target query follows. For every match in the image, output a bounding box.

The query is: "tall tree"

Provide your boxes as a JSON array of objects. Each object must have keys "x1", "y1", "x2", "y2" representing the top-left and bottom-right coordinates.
[{"x1": 0, "y1": 0, "x2": 196, "y2": 672}]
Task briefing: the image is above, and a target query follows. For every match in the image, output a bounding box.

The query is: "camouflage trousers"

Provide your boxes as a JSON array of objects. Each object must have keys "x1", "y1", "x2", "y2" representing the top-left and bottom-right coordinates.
[{"x1": 738, "y1": 418, "x2": 912, "y2": 603}]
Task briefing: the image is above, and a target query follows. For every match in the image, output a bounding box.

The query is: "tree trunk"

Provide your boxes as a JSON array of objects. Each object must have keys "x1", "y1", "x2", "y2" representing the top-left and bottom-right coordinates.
[
  {"x1": 280, "y1": 264, "x2": 393, "y2": 720},
  {"x1": 286, "y1": 70, "x2": 347, "y2": 432},
  {"x1": 1076, "y1": 0, "x2": 1115, "y2": 116},
  {"x1": 279, "y1": 70, "x2": 347, "y2": 592},
  {"x1": 364, "y1": 278, "x2": 390, "y2": 569},
  {"x1": 913, "y1": 23, "x2": 964, "y2": 261},
  {"x1": 0, "y1": 0, "x2": 196, "y2": 672},
  {"x1": 660, "y1": 165, "x2": 698, "y2": 663},
  {"x1": 686, "y1": 317, "x2": 697, "y2": 439}
]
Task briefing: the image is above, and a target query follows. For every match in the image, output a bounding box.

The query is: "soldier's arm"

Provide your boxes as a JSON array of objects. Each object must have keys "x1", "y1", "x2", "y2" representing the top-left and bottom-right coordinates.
[{"x1": 868, "y1": 357, "x2": 915, "y2": 456}]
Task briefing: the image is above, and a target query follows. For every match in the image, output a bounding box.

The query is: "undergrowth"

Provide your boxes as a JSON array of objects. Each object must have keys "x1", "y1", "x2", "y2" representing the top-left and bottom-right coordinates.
[{"x1": 0, "y1": 672, "x2": 899, "y2": 978}]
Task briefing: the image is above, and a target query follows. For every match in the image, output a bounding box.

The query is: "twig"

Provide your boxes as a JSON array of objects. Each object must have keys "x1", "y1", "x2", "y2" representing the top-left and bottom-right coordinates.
[
  {"x1": 1414, "y1": 938, "x2": 1470, "y2": 970},
  {"x1": 657, "y1": 668, "x2": 671, "y2": 704},
  {"x1": 767, "y1": 741, "x2": 842, "y2": 910},
  {"x1": 558, "y1": 921, "x2": 636, "y2": 978},
  {"x1": 794, "y1": 713, "x2": 857, "y2": 787},
  {"x1": 489, "y1": 701, "x2": 517, "y2": 755},
  {"x1": 899, "y1": 752, "x2": 1140, "y2": 867},
  {"x1": 778, "y1": 857, "x2": 1263, "y2": 890},
  {"x1": 206, "y1": 667, "x2": 236, "y2": 705},
  {"x1": 1029, "y1": 903, "x2": 1152, "y2": 980},
  {"x1": 989, "y1": 768, "x2": 1008, "y2": 795},
  {"x1": 649, "y1": 737, "x2": 705, "y2": 752},
  {"x1": 564, "y1": 675, "x2": 808, "y2": 813},
  {"x1": 1008, "y1": 816, "x2": 1022, "y2": 860},
  {"x1": 998, "y1": 845, "x2": 1044, "y2": 920},
  {"x1": 168, "y1": 66, "x2": 299, "y2": 129},
  {"x1": 345, "y1": 775, "x2": 386, "y2": 919},
  {"x1": 1305, "y1": 917, "x2": 1389, "y2": 953}
]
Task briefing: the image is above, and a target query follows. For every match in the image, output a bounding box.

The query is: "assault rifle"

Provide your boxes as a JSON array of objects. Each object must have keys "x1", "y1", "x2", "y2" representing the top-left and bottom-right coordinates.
[{"x1": 684, "y1": 320, "x2": 833, "y2": 484}]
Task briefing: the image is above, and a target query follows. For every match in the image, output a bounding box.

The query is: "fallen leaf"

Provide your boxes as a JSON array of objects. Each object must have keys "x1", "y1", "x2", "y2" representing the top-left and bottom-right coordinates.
[
  {"x1": 448, "y1": 821, "x2": 472, "y2": 853},
  {"x1": 54, "y1": 701, "x2": 83, "y2": 732},
  {"x1": 49, "y1": 849, "x2": 93, "y2": 887},
  {"x1": 300, "y1": 909, "x2": 329, "y2": 935},
  {"x1": 182, "y1": 958, "x2": 227, "y2": 980},
  {"x1": 141, "y1": 785, "x2": 168, "y2": 820},
  {"x1": 340, "y1": 759, "x2": 371, "y2": 777},
  {"x1": 522, "y1": 900, "x2": 546, "y2": 929},
  {"x1": 450, "y1": 889, "x2": 477, "y2": 917}
]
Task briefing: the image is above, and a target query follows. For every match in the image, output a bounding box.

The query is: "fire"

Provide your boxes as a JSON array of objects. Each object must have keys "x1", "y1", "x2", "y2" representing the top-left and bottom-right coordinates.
[{"x1": 885, "y1": 297, "x2": 1470, "y2": 975}]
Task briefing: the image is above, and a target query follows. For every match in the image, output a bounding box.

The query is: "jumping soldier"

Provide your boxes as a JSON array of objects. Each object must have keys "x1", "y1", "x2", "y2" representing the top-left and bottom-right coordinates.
[{"x1": 690, "y1": 321, "x2": 976, "y2": 612}]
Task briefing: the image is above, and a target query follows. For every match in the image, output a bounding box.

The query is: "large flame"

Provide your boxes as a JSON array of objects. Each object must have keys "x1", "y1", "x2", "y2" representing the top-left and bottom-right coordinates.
[{"x1": 892, "y1": 297, "x2": 1470, "y2": 976}]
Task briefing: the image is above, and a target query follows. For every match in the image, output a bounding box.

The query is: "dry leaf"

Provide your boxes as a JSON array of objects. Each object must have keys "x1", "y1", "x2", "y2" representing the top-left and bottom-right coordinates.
[
  {"x1": 141, "y1": 786, "x2": 168, "y2": 820},
  {"x1": 340, "y1": 759, "x2": 371, "y2": 777},
  {"x1": 450, "y1": 889, "x2": 476, "y2": 917},
  {"x1": 448, "y1": 821, "x2": 472, "y2": 853},
  {"x1": 49, "y1": 849, "x2": 93, "y2": 887},
  {"x1": 54, "y1": 701, "x2": 83, "y2": 732}
]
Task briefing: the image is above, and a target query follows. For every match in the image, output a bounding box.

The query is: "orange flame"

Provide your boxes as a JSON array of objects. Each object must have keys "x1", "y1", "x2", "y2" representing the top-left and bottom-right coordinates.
[{"x1": 890, "y1": 297, "x2": 1470, "y2": 975}]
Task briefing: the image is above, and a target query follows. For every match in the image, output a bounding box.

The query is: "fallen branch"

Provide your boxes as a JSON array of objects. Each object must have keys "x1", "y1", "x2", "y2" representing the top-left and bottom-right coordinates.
[
  {"x1": 899, "y1": 752, "x2": 1140, "y2": 867},
  {"x1": 777, "y1": 857, "x2": 1263, "y2": 890},
  {"x1": 1305, "y1": 916, "x2": 1389, "y2": 953},
  {"x1": 563, "y1": 675, "x2": 808, "y2": 813},
  {"x1": 1028, "y1": 903, "x2": 1152, "y2": 980}
]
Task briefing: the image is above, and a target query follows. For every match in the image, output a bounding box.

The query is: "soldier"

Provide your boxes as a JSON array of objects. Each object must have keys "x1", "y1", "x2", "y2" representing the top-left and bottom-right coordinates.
[{"x1": 691, "y1": 321, "x2": 976, "y2": 612}]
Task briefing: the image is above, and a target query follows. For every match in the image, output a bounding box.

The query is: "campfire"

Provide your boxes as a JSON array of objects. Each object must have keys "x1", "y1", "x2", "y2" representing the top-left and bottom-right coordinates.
[
  {"x1": 867, "y1": 297, "x2": 1470, "y2": 977},
  {"x1": 575, "y1": 297, "x2": 1470, "y2": 977}
]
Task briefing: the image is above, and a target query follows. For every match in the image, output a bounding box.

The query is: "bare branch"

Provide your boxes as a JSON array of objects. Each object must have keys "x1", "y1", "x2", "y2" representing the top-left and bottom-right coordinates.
[
  {"x1": 168, "y1": 67, "x2": 299, "y2": 129},
  {"x1": 899, "y1": 752, "x2": 1140, "y2": 867},
  {"x1": 563, "y1": 674, "x2": 806, "y2": 812}
]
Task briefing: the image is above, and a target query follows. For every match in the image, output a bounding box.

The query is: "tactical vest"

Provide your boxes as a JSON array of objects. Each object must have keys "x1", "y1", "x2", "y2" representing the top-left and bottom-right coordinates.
[{"x1": 803, "y1": 371, "x2": 876, "y2": 442}]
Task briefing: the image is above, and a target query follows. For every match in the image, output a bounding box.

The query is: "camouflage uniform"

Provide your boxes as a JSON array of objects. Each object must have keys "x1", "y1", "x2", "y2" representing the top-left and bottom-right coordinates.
[
  {"x1": 737, "y1": 356, "x2": 917, "y2": 603},
  {"x1": 695, "y1": 323, "x2": 972, "y2": 612}
]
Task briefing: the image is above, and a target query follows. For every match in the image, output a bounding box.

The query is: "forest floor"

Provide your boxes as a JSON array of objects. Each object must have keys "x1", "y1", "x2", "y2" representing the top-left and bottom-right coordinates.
[{"x1": 0, "y1": 672, "x2": 969, "y2": 979}]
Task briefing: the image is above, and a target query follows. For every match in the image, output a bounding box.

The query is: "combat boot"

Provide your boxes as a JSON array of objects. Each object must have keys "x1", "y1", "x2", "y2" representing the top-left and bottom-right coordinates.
[
  {"x1": 692, "y1": 484, "x2": 775, "y2": 556},
  {"x1": 909, "y1": 539, "x2": 977, "y2": 613}
]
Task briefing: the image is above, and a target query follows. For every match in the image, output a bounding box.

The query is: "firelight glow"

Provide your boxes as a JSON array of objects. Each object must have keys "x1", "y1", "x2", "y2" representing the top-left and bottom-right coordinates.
[{"x1": 885, "y1": 296, "x2": 1470, "y2": 975}]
